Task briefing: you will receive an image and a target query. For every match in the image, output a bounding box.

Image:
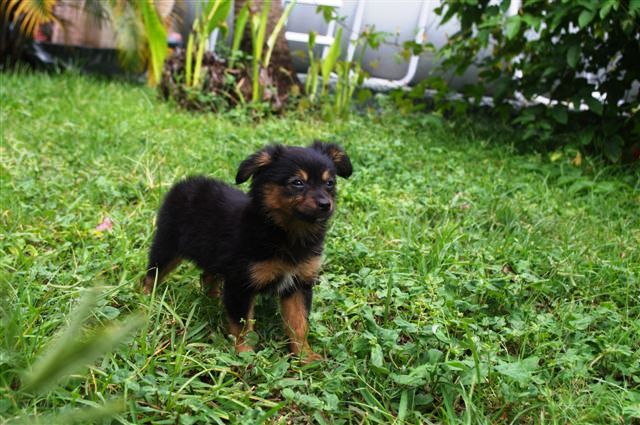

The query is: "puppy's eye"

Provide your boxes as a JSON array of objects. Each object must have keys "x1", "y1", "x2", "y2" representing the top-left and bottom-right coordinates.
[
  {"x1": 326, "y1": 179, "x2": 335, "y2": 188},
  {"x1": 290, "y1": 179, "x2": 305, "y2": 188}
]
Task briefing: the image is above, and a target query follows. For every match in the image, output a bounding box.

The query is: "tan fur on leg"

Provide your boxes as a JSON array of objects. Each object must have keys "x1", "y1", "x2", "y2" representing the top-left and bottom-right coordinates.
[
  {"x1": 143, "y1": 258, "x2": 182, "y2": 294},
  {"x1": 228, "y1": 297, "x2": 256, "y2": 352},
  {"x1": 201, "y1": 273, "x2": 222, "y2": 298},
  {"x1": 280, "y1": 292, "x2": 322, "y2": 362}
]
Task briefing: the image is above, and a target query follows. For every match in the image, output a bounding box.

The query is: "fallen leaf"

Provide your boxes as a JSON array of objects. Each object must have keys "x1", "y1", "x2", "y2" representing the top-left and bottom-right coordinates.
[
  {"x1": 95, "y1": 218, "x2": 113, "y2": 232},
  {"x1": 572, "y1": 151, "x2": 582, "y2": 166}
]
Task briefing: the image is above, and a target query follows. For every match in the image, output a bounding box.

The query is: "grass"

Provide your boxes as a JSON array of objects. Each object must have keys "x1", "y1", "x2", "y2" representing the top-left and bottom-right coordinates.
[{"x1": 1, "y1": 71, "x2": 639, "y2": 424}]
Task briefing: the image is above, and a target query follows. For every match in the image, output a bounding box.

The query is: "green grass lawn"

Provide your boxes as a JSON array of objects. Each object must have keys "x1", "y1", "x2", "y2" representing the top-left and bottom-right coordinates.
[{"x1": 1, "y1": 71, "x2": 639, "y2": 424}]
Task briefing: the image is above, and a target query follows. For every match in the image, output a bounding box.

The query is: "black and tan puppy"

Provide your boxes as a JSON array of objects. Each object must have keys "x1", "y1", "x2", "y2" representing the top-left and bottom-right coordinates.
[{"x1": 143, "y1": 141, "x2": 352, "y2": 360}]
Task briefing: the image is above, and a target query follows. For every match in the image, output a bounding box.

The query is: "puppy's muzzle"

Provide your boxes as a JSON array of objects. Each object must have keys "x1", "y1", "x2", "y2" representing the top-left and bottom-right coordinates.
[
  {"x1": 296, "y1": 195, "x2": 333, "y2": 223},
  {"x1": 315, "y1": 196, "x2": 332, "y2": 212}
]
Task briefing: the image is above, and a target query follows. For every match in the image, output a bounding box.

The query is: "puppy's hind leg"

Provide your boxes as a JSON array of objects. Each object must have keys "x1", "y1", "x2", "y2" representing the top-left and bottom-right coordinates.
[
  {"x1": 143, "y1": 230, "x2": 181, "y2": 294},
  {"x1": 223, "y1": 286, "x2": 256, "y2": 352},
  {"x1": 201, "y1": 272, "x2": 222, "y2": 298}
]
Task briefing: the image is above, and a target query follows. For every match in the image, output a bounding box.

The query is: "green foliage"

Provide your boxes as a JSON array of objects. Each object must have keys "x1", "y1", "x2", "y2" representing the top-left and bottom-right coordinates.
[
  {"x1": 333, "y1": 58, "x2": 363, "y2": 117},
  {"x1": 229, "y1": 2, "x2": 250, "y2": 70},
  {"x1": 304, "y1": 31, "x2": 320, "y2": 102},
  {"x1": 249, "y1": 1, "x2": 270, "y2": 103},
  {"x1": 164, "y1": 0, "x2": 381, "y2": 116},
  {"x1": 2, "y1": 71, "x2": 639, "y2": 423},
  {"x1": 184, "y1": 0, "x2": 232, "y2": 88},
  {"x1": 331, "y1": 25, "x2": 374, "y2": 118},
  {"x1": 264, "y1": 0, "x2": 296, "y2": 69},
  {"x1": 431, "y1": 0, "x2": 640, "y2": 161},
  {"x1": 22, "y1": 290, "x2": 144, "y2": 394},
  {"x1": 248, "y1": 0, "x2": 295, "y2": 103},
  {"x1": 98, "y1": 0, "x2": 171, "y2": 86},
  {"x1": 185, "y1": 25, "x2": 194, "y2": 86},
  {"x1": 1, "y1": 284, "x2": 143, "y2": 423},
  {"x1": 320, "y1": 26, "x2": 342, "y2": 97},
  {"x1": 167, "y1": 0, "x2": 296, "y2": 111},
  {"x1": 301, "y1": 9, "x2": 377, "y2": 119},
  {"x1": 138, "y1": 0, "x2": 168, "y2": 86},
  {"x1": 107, "y1": 0, "x2": 148, "y2": 72}
]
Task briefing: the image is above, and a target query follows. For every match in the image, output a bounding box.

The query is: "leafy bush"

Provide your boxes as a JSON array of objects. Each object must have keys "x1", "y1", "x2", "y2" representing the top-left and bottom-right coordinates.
[
  {"x1": 430, "y1": 0, "x2": 639, "y2": 162},
  {"x1": 160, "y1": 0, "x2": 300, "y2": 114},
  {"x1": 160, "y1": 49, "x2": 254, "y2": 111}
]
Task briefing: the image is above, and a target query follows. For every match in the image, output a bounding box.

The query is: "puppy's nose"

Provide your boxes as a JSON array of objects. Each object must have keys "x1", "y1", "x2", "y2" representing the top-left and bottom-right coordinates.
[{"x1": 317, "y1": 198, "x2": 331, "y2": 211}]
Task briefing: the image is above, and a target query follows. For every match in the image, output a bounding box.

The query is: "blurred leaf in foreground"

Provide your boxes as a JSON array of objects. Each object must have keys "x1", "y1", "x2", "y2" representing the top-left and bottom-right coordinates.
[{"x1": 21, "y1": 288, "x2": 145, "y2": 394}]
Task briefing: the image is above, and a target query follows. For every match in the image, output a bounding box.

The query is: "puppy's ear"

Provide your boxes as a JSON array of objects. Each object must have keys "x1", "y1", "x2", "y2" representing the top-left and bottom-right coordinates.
[
  {"x1": 236, "y1": 145, "x2": 283, "y2": 184},
  {"x1": 310, "y1": 140, "x2": 352, "y2": 178}
]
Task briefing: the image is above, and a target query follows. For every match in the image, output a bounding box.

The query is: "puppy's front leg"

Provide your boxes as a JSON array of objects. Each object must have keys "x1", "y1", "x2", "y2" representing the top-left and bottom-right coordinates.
[
  {"x1": 224, "y1": 286, "x2": 256, "y2": 353},
  {"x1": 280, "y1": 286, "x2": 322, "y2": 362}
]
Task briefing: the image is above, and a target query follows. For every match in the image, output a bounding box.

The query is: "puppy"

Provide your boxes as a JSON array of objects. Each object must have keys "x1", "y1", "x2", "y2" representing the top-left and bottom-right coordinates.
[{"x1": 143, "y1": 141, "x2": 352, "y2": 360}]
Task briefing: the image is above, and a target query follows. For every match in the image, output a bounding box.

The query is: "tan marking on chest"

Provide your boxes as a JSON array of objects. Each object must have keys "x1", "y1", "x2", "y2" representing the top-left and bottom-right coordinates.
[
  {"x1": 296, "y1": 255, "x2": 322, "y2": 281},
  {"x1": 249, "y1": 256, "x2": 322, "y2": 289}
]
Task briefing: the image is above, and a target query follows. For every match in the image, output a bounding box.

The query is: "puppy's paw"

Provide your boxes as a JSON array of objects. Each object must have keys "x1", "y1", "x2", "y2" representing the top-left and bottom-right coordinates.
[
  {"x1": 142, "y1": 276, "x2": 154, "y2": 295},
  {"x1": 299, "y1": 350, "x2": 324, "y2": 364},
  {"x1": 205, "y1": 283, "x2": 222, "y2": 298},
  {"x1": 236, "y1": 343, "x2": 255, "y2": 353}
]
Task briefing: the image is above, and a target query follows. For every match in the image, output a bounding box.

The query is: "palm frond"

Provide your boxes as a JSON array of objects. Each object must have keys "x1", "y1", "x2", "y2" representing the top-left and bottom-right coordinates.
[
  {"x1": 139, "y1": 0, "x2": 168, "y2": 86},
  {"x1": 107, "y1": 1, "x2": 147, "y2": 72},
  {"x1": 6, "y1": 0, "x2": 58, "y2": 38}
]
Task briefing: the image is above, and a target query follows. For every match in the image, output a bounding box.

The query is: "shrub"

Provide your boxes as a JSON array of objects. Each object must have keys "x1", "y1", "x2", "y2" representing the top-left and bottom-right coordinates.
[
  {"x1": 431, "y1": 0, "x2": 639, "y2": 162},
  {"x1": 160, "y1": 49, "x2": 251, "y2": 112},
  {"x1": 160, "y1": 0, "x2": 300, "y2": 114}
]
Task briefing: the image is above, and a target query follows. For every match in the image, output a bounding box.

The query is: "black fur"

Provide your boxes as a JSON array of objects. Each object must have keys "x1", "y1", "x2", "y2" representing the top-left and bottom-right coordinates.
[{"x1": 144, "y1": 141, "x2": 351, "y2": 357}]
